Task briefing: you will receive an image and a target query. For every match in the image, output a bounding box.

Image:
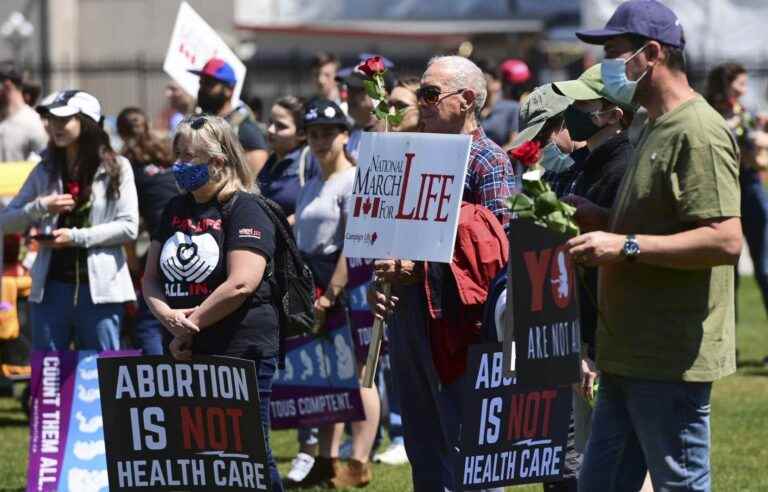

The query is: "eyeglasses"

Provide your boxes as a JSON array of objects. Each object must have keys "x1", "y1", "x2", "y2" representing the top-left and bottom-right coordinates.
[{"x1": 416, "y1": 86, "x2": 464, "y2": 106}]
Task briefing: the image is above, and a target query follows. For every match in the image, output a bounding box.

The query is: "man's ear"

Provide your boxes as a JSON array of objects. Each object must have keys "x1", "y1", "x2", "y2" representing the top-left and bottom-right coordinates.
[
  {"x1": 644, "y1": 40, "x2": 663, "y2": 68},
  {"x1": 607, "y1": 106, "x2": 623, "y2": 126},
  {"x1": 462, "y1": 89, "x2": 476, "y2": 114}
]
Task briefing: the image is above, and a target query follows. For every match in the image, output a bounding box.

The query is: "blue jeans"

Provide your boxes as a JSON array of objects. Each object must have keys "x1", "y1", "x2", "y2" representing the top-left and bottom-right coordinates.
[
  {"x1": 31, "y1": 280, "x2": 122, "y2": 350},
  {"x1": 740, "y1": 170, "x2": 768, "y2": 316},
  {"x1": 134, "y1": 297, "x2": 164, "y2": 355},
  {"x1": 251, "y1": 356, "x2": 284, "y2": 492},
  {"x1": 579, "y1": 373, "x2": 712, "y2": 492}
]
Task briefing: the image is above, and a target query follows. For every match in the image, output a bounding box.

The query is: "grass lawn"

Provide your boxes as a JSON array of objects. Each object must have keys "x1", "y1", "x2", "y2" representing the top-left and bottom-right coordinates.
[{"x1": 0, "y1": 278, "x2": 766, "y2": 491}]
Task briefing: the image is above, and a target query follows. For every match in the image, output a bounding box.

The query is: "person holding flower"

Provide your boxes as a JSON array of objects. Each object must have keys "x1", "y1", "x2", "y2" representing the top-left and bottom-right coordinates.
[{"x1": 0, "y1": 90, "x2": 138, "y2": 350}]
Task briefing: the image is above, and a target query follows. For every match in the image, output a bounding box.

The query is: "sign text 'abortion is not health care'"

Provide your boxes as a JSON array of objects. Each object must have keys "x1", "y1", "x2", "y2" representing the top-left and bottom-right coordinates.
[{"x1": 98, "y1": 356, "x2": 269, "y2": 492}]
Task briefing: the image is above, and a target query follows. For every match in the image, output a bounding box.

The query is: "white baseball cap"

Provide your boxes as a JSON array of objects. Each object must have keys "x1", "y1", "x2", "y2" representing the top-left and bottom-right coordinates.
[{"x1": 36, "y1": 90, "x2": 102, "y2": 123}]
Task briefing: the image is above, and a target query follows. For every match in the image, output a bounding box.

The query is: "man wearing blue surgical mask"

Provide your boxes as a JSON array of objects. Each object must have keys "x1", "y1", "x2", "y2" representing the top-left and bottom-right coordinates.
[
  {"x1": 509, "y1": 84, "x2": 589, "y2": 199},
  {"x1": 566, "y1": 1, "x2": 742, "y2": 491}
]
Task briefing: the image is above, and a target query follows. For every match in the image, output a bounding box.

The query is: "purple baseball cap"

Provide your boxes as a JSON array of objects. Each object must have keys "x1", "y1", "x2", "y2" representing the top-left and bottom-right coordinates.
[
  {"x1": 188, "y1": 57, "x2": 237, "y2": 87},
  {"x1": 576, "y1": 0, "x2": 685, "y2": 49}
]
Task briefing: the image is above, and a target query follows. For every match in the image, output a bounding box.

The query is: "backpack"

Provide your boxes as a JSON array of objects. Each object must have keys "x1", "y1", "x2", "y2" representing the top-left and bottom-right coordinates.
[{"x1": 222, "y1": 192, "x2": 317, "y2": 356}]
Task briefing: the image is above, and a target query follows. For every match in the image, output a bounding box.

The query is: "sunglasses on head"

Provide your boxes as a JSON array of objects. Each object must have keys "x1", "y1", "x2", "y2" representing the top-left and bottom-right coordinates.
[{"x1": 416, "y1": 86, "x2": 465, "y2": 106}]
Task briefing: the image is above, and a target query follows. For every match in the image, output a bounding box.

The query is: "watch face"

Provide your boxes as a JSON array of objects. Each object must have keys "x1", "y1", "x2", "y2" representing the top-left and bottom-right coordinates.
[{"x1": 624, "y1": 241, "x2": 640, "y2": 256}]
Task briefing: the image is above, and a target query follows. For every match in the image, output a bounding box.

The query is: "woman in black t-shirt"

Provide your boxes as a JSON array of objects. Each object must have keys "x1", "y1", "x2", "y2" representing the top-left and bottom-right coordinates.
[{"x1": 142, "y1": 115, "x2": 284, "y2": 492}]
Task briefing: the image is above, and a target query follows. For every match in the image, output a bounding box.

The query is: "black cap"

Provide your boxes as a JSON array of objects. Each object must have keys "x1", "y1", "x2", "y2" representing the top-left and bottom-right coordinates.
[
  {"x1": 303, "y1": 99, "x2": 350, "y2": 130},
  {"x1": 576, "y1": 0, "x2": 685, "y2": 49}
]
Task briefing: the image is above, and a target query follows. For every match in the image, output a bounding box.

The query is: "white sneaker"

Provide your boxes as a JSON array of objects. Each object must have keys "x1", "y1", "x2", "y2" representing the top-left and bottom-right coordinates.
[
  {"x1": 373, "y1": 443, "x2": 409, "y2": 465},
  {"x1": 285, "y1": 452, "x2": 315, "y2": 483}
]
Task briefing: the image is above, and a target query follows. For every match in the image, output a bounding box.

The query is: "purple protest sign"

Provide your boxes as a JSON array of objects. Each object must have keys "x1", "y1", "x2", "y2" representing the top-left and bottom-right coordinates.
[
  {"x1": 270, "y1": 309, "x2": 365, "y2": 429},
  {"x1": 345, "y1": 257, "x2": 388, "y2": 363},
  {"x1": 27, "y1": 350, "x2": 138, "y2": 492}
]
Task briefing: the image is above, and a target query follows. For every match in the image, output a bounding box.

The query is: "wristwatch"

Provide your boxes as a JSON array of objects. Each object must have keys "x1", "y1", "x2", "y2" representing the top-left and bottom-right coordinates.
[{"x1": 622, "y1": 234, "x2": 640, "y2": 262}]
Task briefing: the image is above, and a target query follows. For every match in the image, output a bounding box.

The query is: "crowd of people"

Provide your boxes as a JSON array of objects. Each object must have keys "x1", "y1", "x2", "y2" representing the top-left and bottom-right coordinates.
[{"x1": 0, "y1": 0, "x2": 766, "y2": 491}]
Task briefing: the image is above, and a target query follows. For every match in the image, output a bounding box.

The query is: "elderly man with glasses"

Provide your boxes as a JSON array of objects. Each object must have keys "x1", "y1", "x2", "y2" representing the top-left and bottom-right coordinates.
[{"x1": 370, "y1": 56, "x2": 515, "y2": 492}]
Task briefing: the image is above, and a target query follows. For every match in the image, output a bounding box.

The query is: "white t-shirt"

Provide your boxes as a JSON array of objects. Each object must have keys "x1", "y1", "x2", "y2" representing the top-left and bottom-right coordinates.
[
  {"x1": 294, "y1": 166, "x2": 356, "y2": 256},
  {"x1": 0, "y1": 105, "x2": 47, "y2": 161}
]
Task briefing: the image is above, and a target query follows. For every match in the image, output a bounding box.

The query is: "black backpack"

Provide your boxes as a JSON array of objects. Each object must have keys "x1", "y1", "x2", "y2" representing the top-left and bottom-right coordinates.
[{"x1": 222, "y1": 192, "x2": 317, "y2": 344}]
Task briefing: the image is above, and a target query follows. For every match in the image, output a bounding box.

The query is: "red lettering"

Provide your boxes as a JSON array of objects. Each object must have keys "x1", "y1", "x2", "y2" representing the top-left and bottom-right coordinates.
[
  {"x1": 523, "y1": 249, "x2": 552, "y2": 312},
  {"x1": 180, "y1": 406, "x2": 205, "y2": 450},
  {"x1": 434, "y1": 175, "x2": 454, "y2": 222},
  {"x1": 226, "y1": 408, "x2": 244, "y2": 451},
  {"x1": 523, "y1": 392, "x2": 540, "y2": 438},
  {"x1": 206, "y1": 407, "x2": 228, "y2": 450},
  {"x1": 395, "y1": 152, "x2": 417, "y2": 219},
  {"x1": 419, "y1": 174, "x2": 441, "y2": 221},
  {"x1": 540, "y1": 390, "x2": 557, "y2": 437},
  {"x1": 550, "y1": 245, "x2": 574, "y2": 309},
  {"x1": 506, "y1": 394, "x2": 526, "y2": 441}
]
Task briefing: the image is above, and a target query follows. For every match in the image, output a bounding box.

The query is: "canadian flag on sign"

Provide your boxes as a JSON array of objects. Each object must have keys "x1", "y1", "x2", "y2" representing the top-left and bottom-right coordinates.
[{"x1": 353, "y1": 197, "x2": 381, "y2": 218}]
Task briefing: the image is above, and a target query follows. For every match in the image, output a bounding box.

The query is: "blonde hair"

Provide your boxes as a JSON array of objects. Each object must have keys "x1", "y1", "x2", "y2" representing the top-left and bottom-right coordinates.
[{"x1": 173, "y1": 115, "x2": 256, "y2": 201}]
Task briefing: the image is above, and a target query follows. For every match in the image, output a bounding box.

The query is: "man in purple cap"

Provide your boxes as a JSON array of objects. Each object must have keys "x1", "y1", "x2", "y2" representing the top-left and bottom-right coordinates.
[
  {"x1": 565, "y1": 1, "x2": 742, "y2": 491},
  {"x1": 189, "y1": 57, "x2": 269, "y2": 174}
]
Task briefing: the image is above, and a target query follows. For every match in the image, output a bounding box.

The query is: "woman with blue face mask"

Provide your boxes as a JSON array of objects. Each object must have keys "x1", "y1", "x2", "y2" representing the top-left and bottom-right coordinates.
[{"x1": 142, "y1": 115, "x2": 284, "y2": 492}]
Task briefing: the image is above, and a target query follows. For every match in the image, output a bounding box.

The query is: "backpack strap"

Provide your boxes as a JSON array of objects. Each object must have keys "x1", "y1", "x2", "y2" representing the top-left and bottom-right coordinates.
[{"x1": 298, "y1": 146, "x2": 311, "y2": 188}]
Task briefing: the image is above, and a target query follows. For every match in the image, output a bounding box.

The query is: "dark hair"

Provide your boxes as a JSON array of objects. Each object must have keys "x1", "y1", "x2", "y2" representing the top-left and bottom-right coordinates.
[
  {"x1": 22, "y1": 80, "x2": 41, "y2": 106},
  {"x1": 49, "y1": 114, "x2": 121, "y2": 202},
  {"x1": 117, "y1": 107, "x2": 173, "y2": 168},
  {"x1": 627, "y1": 34, "x2": 686, "y2": 72},
  {"x1": 473, "y1": 58, "x2": 500, "y2": 80},
  {"x1": 274, "y1": 95, "x2": 307, "y2": 134},
  {"x1": 247, "y1": 95, "x2": 264, "y2": 121},
  {"x1": 311, "y1": 52, "x2": 339, "y2": 70},
  {"x1": 705, "y1": 62, "x2": 747, "y2": 109}
]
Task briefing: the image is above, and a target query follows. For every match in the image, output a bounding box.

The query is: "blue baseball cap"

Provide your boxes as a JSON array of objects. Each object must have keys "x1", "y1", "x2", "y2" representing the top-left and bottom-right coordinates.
[
  {"x1": 188, "y1": 58, "x2": 237, "y2": 87},
  {"x1": 576, "y1": 0, "x2": 685, "y2": 49}
]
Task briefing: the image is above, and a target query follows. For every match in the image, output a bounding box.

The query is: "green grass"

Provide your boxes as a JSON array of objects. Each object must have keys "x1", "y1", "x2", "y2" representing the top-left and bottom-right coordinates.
[{"x1": 1, "y1": 278, "x2": 767, "y2": 491}]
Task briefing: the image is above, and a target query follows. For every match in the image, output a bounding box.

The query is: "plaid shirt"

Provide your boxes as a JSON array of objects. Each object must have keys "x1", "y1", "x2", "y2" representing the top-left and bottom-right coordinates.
[{"x1": 463, "y1": 127, "x2": 517, "y2": 226}]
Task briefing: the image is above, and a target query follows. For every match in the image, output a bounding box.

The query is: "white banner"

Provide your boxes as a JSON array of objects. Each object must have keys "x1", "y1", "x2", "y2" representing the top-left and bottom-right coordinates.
[
  {"x1": 163, "y1": 1, "x2": 246, "y2": 103},
  {"x1": 343, "y1": 132, "x2": 471, "y2": 263}
]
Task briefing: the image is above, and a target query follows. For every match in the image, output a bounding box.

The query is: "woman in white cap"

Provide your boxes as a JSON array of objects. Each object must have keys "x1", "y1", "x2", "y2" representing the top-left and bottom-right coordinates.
[{"x1": 0, "y1": 90, "x2": 138, "y2": 350}]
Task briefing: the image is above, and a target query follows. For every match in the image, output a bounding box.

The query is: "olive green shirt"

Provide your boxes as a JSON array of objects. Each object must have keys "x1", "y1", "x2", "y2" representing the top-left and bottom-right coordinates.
[{"x1": 598, "y1": 95, "x2": 740, "y2": 382}]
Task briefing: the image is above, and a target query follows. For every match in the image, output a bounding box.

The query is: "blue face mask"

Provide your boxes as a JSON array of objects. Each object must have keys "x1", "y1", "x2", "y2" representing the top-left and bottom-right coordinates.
[
  {"x1": 540, "y1": 142, "x2": 575, "y2": 174},
  {"x1": 601, "y1": 45, "x2": 649, "y2": 108},
  {"x1": 172, "y1": 161, "x2": 210, "y2": 192}
]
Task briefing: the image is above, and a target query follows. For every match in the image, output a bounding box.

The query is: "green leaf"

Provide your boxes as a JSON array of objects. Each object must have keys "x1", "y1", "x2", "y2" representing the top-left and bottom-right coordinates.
[
  {"x1": 373, "y1": 107, "x2": 389, "y2": 121},
  {"x1": 386, "y1": 111, "x2": 404, "y2": 126},
  {"x1": 565, "y1": 222, "x2": 580, "y2": 237},
  {"x1": 533, "y1": 192, "x2": 560, "y2": 218},
  {"x1": 377, "y1": 100, "x2": 389, "y2": 112},
  {"x1": 363, "y1": 79, "x2": 382, "y2": 100}
]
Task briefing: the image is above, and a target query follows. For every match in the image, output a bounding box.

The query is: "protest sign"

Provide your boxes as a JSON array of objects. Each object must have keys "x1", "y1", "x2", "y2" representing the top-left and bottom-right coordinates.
[
  {"x1": 507, "y1": 220, "x2": 581, "y2": 385},
  {"x1": 346, "y1": 257, "x2": 388, "y2": 362},
  {"x1": 97, "y1": 355, "x2": 269, "y2": 491},
  {"x1": 27, "y1": 350, "x2": 137, "y2": 492},
  {"x1": 271, "y1": 309, "x2": 365, "y2": 429},
  {"x1": 163, "y1": 2, "x2": 247, "y2": 102},
  {"x1": 343, "y1": 131, "x2": 472, "y2": 263},
  {"x1": 459, "y1": 343, "x2": 571, "y2": 489}
]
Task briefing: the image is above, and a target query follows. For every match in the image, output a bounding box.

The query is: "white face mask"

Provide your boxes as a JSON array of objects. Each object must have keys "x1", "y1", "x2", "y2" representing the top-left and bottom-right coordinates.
[
  {"x1": 540, "y1": 141, "x2": 575, "y2": 174},
  {"x1": 601, "y1": 44, "x2": 649, "y2": 108}
]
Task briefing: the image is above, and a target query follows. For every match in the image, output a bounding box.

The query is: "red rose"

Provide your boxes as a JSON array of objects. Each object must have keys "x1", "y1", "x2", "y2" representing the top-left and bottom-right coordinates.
[
  {"x1": 66, "y1": 181, "x2": 81, "y2": 198},
  {"x1": 357, "y1": 56, "x2": 386, "y2": 78},
  {"x1": 509, "y1": 140, "x2": 541, "y2": 168}
]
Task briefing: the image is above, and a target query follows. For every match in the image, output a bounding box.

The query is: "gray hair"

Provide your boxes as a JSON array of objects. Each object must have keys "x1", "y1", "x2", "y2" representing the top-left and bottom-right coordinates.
[{"x1": 426, "y1": 55, "x2": 487, "y2": 120}]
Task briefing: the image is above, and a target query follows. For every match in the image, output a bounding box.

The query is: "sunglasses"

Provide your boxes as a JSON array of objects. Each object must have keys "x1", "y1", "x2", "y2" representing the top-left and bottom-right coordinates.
[{"x1": 416, "y1": 86, "x2": 464, "y2": 106}]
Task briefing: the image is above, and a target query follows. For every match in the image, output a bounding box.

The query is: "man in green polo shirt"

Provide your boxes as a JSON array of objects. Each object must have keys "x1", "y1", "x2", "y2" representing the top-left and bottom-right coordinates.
[{"x1": 566, "y1": 1, "x2": 742, "y2": 491}]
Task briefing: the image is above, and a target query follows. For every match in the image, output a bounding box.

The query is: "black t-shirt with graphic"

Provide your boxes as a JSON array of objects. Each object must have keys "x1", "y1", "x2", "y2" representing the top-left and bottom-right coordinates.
[{"x1": 153, "y1": 191, "x2": 278, "y2": 358}]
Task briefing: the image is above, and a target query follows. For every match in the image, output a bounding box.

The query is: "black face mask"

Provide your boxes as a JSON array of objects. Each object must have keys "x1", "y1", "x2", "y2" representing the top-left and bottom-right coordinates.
[
  {"x1": 197, "y1": 90, "x2": 229, "y2": 115},
  {"x1": 564, "y1": 105, "x2": 602, "y2": 141}
]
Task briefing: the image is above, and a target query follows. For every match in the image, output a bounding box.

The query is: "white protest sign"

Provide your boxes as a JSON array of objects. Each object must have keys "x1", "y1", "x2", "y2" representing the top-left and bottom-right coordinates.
[
  {"x1": 163, "y1": 1, "x2": 247, "y2": 102},
  {"x1": 343, "y1": 132, "x2": 471, "y2": 263}
]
